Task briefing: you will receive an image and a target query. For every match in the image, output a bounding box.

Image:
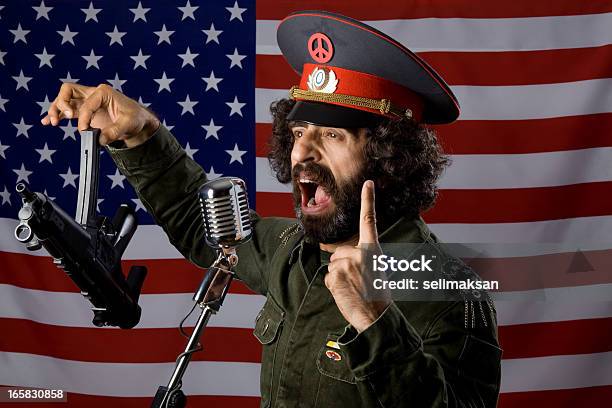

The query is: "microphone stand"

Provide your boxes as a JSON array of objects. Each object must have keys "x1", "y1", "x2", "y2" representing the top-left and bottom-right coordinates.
[{"x1": 151, "y1": 249, "x2": 238, "y2": 408}]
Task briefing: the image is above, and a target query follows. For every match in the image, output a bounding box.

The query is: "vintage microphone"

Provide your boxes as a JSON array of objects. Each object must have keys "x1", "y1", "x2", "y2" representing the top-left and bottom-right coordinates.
[{"x1": 151, "y1": 177, "x2": 252, "y2": 408}]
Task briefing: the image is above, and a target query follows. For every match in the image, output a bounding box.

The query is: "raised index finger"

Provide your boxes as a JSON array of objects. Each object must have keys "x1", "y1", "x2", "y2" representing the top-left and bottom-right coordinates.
[{"x1": 358, "y1": 180, "x2": 378, "y2": 246}]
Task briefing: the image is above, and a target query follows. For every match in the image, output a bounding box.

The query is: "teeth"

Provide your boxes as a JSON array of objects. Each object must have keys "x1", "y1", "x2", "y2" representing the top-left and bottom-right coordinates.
[
  {"x1": 300, "y1": 179, "x2": 315, "y2": 184},
  {"x1": 307, "y1": 197, "x2": 316, "y2": 207}
]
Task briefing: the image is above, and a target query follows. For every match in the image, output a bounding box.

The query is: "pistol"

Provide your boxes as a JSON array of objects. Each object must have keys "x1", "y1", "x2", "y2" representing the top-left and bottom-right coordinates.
[{"x1": 13, "y1": 129, "x2": 146, "y2": 329}]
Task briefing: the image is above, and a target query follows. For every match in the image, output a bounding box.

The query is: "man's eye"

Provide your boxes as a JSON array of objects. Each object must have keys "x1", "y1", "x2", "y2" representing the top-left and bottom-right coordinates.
[
  {"x1": 326, "y1": 131, "x2": 337, "y2": 139},
  {"x1": 293, "y1": 130, "x2": 303, "y2": 138}
]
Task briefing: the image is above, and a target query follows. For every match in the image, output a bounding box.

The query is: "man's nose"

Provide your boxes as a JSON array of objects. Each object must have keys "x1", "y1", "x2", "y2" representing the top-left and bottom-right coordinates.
[{"x1": 291, "y1": 133, "x2": 321, "y2": 164}]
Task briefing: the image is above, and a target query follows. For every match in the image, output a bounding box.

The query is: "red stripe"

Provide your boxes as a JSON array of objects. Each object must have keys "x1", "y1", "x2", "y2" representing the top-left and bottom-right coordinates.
[
  {"x1": 0, "y1": 392, "x2": 260, "y2": 408},
  {"x1": 0, "y1": 252, "x2": 256, "y2": 295},
  {"x1": 426, "y1": 182, "x2": 612, "y2": 223},
  {"x1": 0, "y1": 318, "x2": 261, "y2": 363},
  {"x1": 256, "y1": 55, "x2": 298, "y2": 89},
  {"x1": 498, "y1": 385, "x2": 612, "y2": 408},
  {"x1": 499, "y1": 318, "x2": 612, "y2": 359},
  {"x1": 421, "y1": 46, "x2": 612, "y2": 86},
  {"x1": 257, "y1": 114, "x2": 612, "y2": 157},
  {"x1": 256, "y1": 182, "x2": 612, "y2": 223},
  {"x1": 256, "y1": 123, "x2": 272, "y2": 157},
  {"x1": 256, "y1": 46, "x2": 612, "y2": 88},
  {"x1": 465, "y1": 248, "x2": 612, "y2": 292},
  {"x1": 256, "y1": 192, "x2": 294, "y2": 218},
  {"x1": 21, "y1": 184, "x2": 612, "y2": 291},
  {"x1": 2, "y1": 315, "x2": 611, "y2": 364},
  {"x1": 433, "y1": 114, "x2": 612, "y2": 154},
  {"x1": 257, "y1": 0, "x2": 612, "y2": 20}
]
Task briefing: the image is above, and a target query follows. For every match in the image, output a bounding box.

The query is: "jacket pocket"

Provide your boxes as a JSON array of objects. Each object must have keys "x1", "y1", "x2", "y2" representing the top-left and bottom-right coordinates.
[
  {"x1": 253, "y1": 295, "x2": 285, "y2": 407},
  {"x1": 459, "y1": 334, "x2": 503, "y2": 387},
  {"x1": 253, "y1": 295, "x2": 284, "y2": 344},
  {"x1": 316, "y1": 333, "x2": 357, "y2": 384}
]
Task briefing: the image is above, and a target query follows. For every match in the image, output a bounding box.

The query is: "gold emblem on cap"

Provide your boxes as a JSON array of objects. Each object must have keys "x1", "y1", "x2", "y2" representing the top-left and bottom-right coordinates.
[
  {"x1": 289, "y1": 86, "x2": 413, "y2": 120},
  {"x1": 307, "y1": 67, "x2": 338, "y2": 94}
]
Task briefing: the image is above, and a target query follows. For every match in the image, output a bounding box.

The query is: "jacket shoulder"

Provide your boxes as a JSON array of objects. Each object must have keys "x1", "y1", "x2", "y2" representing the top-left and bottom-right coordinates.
[{"x1": 251, "y1": 214, "x2": 301, "y2": 248}]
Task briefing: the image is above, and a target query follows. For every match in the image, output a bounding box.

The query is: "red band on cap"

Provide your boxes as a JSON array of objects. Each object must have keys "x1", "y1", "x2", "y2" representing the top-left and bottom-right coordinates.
[{"x1": 297, "y1": 63, "x2": 424, "y2": 121}]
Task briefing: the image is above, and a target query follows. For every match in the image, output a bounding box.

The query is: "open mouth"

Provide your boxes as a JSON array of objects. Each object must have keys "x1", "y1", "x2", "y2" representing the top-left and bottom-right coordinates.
[{"x1": 297, "y1": 173, "x2": 332, "y2": 214}]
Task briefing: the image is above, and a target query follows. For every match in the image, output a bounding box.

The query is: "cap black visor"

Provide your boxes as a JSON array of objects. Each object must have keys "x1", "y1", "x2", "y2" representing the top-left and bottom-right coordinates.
[{"x1": 287, "y1": 101, "x2": 384, "y2": 128}]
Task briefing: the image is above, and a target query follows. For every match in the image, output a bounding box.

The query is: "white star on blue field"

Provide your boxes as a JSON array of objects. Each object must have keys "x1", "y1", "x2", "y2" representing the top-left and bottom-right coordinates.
[{"x1": 0, "y1": 1, "x2": 256, "y2": 222}]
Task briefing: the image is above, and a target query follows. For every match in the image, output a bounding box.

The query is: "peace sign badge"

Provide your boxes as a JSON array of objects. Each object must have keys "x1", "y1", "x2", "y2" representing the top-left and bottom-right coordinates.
[{"x1": 307, "y1": 32, "x2": 334, "y2": 63}]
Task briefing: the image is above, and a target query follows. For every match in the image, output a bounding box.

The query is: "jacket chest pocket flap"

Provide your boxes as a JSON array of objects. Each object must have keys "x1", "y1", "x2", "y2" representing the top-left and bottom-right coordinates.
[
  {"x1": 253, "y1": 295, "x2": 284, "y2": 344},
  {"x1": 316, "y1": 334, "x2": 357, "y2": 384}
]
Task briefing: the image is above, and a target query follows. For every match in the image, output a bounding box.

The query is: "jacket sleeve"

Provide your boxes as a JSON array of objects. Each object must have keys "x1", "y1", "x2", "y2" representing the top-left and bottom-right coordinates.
[
  {"x1": 337, "y1": 300, "x2": 502, "y2": 407},
  {"x1": 106, "y1": 124, "x2": 292, "y2": 295}
]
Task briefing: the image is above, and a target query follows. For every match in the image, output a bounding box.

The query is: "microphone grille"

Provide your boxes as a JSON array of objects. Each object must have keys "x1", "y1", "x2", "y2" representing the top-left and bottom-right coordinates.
[{"x1": 198, "y1": 177, "x2": 252, "y2": 248}]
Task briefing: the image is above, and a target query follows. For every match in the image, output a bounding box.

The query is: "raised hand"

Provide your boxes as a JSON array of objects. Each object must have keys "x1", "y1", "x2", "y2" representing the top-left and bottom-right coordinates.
[
  {"x1": 325, "y1": 180, "x2": 391, "y2": 333},
  {"x1": 41, "y1": 83, "x2": 159, "y2": 147}
]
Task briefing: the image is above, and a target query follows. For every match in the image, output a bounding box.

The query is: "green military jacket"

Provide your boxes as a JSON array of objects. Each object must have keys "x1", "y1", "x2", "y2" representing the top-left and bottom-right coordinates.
[{"x1": 108, "y1": 125, "x2": 502, "y2": 407}]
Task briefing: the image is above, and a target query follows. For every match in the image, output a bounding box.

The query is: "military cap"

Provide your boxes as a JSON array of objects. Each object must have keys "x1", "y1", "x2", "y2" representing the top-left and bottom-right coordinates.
[{"x1": 277, "y1": 10, "x2": 460, "y2": 127}]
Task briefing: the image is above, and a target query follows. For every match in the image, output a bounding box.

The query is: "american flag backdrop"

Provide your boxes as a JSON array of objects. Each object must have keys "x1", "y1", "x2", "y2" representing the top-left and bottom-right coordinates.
[{"x1": 1, "y1": 1, "x2": 612, "y2": 407}]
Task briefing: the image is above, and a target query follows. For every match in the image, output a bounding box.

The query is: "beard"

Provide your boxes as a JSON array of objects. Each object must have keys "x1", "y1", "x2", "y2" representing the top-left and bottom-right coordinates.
[{"x1": 292, "y1": 162, "x2": 368, "y2": 244}]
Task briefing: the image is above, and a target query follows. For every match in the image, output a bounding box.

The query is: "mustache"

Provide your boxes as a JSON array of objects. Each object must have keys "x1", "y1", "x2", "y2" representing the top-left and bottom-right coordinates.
[
  {"x1": 291, "y1": 162, "x2": 338, "y2": 196},
  {"x1": 291, "y1": 162, "x2": 368, "y2": 244}
]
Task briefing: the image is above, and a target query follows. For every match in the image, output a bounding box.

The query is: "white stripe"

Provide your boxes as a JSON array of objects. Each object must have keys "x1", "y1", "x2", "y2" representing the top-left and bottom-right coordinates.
[
  {"x1": 453, "y1": 80, "x2": 612, "y2": 120},
  {"x1": 255, "y1": 79, "x2": 612, "y2": 122},
  {"x1": 441, "y1": 148, "x2": 612, "y2": 188},
  {"x1": 256, "y1": 156, "x2": 290, "y2": 192},
  {"x1": 491, "y1": 283, "x2": 612, "y2": 303},
  {"x1": 3, "y1": 216, "x2": 612, "y2": 259},
  {"x1": 256, "y1": 88, "x2": 287, "y2": 122},
  {"x1": 428, "y1": 217, "x2": 612, "y2": 243},
  {"x1": 2, "y1": 284, "x2": 611, "y2": 329},
  {"x1": 1, "y1": 350, "x2": 611, "y2": 396},
  {"x1": 0, "y1": 284, "x2": 265, "y2": 329},
  {"x1": 256, "y1": 148, "x2": 612, "y2": 190},
  {"x1": 0, "y1": 217, "x2": 183, "y2": 259},
  {"x1": 0, "y1": 351, "x2": 260, "y2": 397},
  {"x1": 496, "y1": 300, "x2": 612, "y2": 327},
  {"x1": 500, "y1": 351, "x2": 612, "y2": 393},
  {"x1": 420, "y1": 242, "x2": 612, "y2": 259},
  {"x1": 257, "y1": 13, "x2": 612, "y2": 54}
]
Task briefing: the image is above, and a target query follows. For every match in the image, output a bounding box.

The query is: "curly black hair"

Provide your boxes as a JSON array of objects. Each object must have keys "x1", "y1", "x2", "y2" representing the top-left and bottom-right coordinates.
[{"x1": 268, "y1": 98, "x2": 449, "y2": 224}]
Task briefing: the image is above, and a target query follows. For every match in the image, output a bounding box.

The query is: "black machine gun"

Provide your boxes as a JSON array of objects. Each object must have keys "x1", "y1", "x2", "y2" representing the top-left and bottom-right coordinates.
[{"x1": 13, "y1": 129, "x2": 146, "y2": 329}]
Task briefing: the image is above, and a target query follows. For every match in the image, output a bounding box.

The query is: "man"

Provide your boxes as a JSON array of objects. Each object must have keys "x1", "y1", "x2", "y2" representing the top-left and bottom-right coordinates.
[{"x1": 42, "y1": 11, "x2": 501, "y2": 408}]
